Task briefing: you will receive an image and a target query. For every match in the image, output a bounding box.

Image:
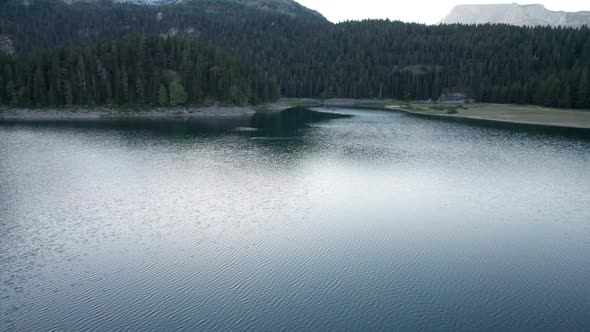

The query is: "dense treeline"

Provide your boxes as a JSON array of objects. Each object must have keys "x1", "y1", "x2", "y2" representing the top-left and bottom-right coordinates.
[
  {"x1": 0, "y1": 34, "x2": 279, "y2": 107},
  {"x1": 1, "y1": 0, "x2": 590, "y2": 108},
  {"x1": 288, "y1": 22, "x2": 590, "y2": 109}
]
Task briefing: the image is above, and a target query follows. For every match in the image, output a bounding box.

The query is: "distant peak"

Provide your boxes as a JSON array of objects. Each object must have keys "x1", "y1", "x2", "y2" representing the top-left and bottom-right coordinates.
[{"x1": 441, "y1": 3, "x2": 590, "y2": 27}]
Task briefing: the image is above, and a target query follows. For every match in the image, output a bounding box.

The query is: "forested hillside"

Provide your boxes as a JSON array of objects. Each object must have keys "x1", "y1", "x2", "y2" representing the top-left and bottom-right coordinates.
[
  {"x1": 0, "y1": 35, "x2": 280, "y2": 107},
  {"x1": 1, "y1": 0, "x2": 590, "y2": 109}
]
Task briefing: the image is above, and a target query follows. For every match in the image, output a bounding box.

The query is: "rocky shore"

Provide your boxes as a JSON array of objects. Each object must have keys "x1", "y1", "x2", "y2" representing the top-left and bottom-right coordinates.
[{"x1": 0, "y1": 106, "x2": 257, "y2": 120}]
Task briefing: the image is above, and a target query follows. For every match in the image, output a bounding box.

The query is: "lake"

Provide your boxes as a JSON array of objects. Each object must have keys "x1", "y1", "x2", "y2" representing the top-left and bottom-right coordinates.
[{"x1": 1, "y1": 107, "x2": 589, "y2": 331}]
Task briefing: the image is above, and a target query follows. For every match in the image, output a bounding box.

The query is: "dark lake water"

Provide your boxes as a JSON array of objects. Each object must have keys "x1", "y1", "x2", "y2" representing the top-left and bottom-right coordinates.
[{"x1": 1, "y1": 108, "x2": 590, "y2": 331}]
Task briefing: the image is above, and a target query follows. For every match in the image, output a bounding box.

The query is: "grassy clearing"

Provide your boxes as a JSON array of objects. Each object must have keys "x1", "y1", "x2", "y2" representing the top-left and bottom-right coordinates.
[
  {"x1": 399, "y1": 103, "x2": 468, "y2": 114},
  {"x1": 254, "y1": 98, "x2": 322, "y2": 112},
  {"x1": 393, "y1": 102, "x2": 590, "y2": 128},
  {"x1": 278, "y1": 98, "x2": 323, "y2": 108}
]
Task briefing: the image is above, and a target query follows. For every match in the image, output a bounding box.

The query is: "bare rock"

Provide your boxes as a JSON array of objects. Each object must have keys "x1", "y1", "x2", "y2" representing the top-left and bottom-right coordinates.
[{"x1": 441, "y1": 3, "x2": 590, "y2": 28}]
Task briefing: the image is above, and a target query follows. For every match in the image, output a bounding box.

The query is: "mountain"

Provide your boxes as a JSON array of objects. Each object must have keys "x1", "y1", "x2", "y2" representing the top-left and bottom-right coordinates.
[
  {"x1": 441, "y1": 3, "x2": 590, "y2": 28},
  {"x1": 0, "y1": 0, "x2": 328, "y2": 54},
  {"x1": 213, "y1": 0, "x2": 325, "y2": 19},
  {"x1": 57, "y1": 0, "x2": 325, "y2": 20},
  {"x1": 1, "y1": 0, "x2": 589, "y2": 110}
]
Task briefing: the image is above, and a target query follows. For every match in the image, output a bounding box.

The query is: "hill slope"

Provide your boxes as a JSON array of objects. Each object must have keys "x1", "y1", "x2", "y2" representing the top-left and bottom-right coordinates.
[
  {"x1": 441, "y1": 3, "x2": 590, "y2": 28},
  {"x1": 204, "y1": 0, "x2": 325, "y2": 19},
  {"x1": 0, "y1": 34, "x2": 280, "y2": 107},
  {"x1": 57, "y1": 0, "x2": 326, "y2": 20},
  {"x1": 1, "y1": 0, "x2": 589, "y2": 110}
]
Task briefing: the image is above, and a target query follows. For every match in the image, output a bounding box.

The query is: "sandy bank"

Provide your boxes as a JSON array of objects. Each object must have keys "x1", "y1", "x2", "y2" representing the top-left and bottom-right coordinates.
[{"x1": 390, "y1": 103, "x2": 590, "y2": 130}]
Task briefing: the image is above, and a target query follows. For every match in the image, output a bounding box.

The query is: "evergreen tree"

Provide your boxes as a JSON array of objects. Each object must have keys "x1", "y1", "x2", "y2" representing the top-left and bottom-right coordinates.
[
  {"x1": 4, "y1": 64, "x2": 18, "y2": 106},
  {"x1": 63, "y1": 80, "x2": 73, "y2": 106},
  {"x1": 1, "y1": 0, "x2": 590, "y2": 109},
  {"x1": 159, "y1": 84, "x2": 168, "y2": 106},
  {"x1": 121, "y1": 67, "x2": 129, "y2": 104},
  {"x1": 33, "y1": 65, "x2": 47, "y2": 106},
  {"x1": 135, "y1": 76, "x2": 145, "y2": 105},
  {"x1": 169, "y1": 81, "x2": 187, "y2": 106},
  {"x1": 76, "y1": 54, "x2": 87, "y2": 105},
  {"x1": 559, "y1": 83, "x2": 572, "y2": 109},
  {"x1": 578, "y1": 71, "x2": 590, "y2": 109},
  {"x1": 0, "y1": 35, "x2": 279, "y2": 108}
]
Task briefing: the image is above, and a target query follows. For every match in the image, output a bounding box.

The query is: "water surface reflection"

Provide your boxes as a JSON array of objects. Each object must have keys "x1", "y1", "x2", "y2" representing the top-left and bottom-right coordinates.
[{"x1": 1, "y1": 107, "x2": 589, "y2": 331}]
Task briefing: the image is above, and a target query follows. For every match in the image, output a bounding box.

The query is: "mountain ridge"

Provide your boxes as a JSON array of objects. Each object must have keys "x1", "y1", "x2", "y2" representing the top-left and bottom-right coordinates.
[
  {"x1": 55, "y1": 0, "x2": 326, "y2": 20},
  {"x1": 1, "y1": 0, "x2": 589, "y2": 110},
  {"x1": 441, "y1": 3, "x2": 590, "y2": 28}
]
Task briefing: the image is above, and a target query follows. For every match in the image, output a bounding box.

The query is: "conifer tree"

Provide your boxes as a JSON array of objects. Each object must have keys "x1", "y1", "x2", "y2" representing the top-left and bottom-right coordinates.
[
  {"x1": 0, "y1": 35, "x2": 279, "y2": 108},
  {"x1": 63, "y1": 80, "x2": 73, "y2": 106},
  {"x1": 578, "y1": 71, "x2": 590, "y2": 109},
  {"x1": 169, "y1": 81, "x2": 187, "y2": 106},
  {"x1": 159, "y1": 84, "x2": 168, "y2": 106},
  {"x1": 76, "y1": 55, "x2": 87, "y2": 105},
  {"x1": 4, "y1": 64, "x2": 18, "y2": 106},
  {"x1": 33, "y1": 66, "x2": 47, "y2": 106},
  {"x1": 121, "y1": 67, "x2": 129, "y2": 104}
]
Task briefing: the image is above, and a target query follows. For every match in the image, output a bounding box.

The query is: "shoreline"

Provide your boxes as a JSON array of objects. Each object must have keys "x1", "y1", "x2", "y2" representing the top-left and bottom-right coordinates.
[
  {"x1": 391, "y1": 107, "x2": 590, "y2": 130},
  {"x1": 2, "y1": 100, "x2": 590, "y2": 131},
  {"x1": 0, "y1": 106, "x2": 258, "y2": 120},
  {"x1": 384, "y1": 103, "x2": 590, "y2": 130},
  {"x1": 305, "y1": 100, "x2": 590, "y2": 130},
  {"x1": 0, "y1": 100, "x2": 319, "y2": 121}
]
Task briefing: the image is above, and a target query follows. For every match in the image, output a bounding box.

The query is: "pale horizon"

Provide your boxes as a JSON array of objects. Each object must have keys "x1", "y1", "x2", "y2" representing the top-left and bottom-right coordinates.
[{"x1": 296, "y1": 1, "x2": 590, "y2": 24}]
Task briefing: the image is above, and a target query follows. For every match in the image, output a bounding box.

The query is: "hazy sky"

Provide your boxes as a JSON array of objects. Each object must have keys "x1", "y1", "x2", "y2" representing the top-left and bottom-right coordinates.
[{"x1": 296, "y1": 1, "x2": 590, "y2": 24}]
